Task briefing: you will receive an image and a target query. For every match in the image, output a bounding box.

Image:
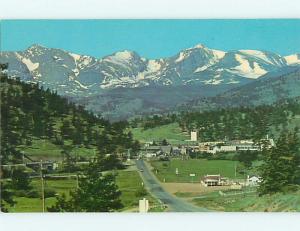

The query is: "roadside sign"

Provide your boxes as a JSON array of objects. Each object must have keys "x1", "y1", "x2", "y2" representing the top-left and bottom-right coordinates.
[
  {"x1": 175, "y1": 168, "x2": 179, "y2": 175},
  {"x1": 190, "y1": 173, "x2": 196, "y2": 183}
]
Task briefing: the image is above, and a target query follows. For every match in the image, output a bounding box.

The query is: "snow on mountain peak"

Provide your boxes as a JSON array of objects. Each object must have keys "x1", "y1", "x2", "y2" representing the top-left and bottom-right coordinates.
[
  {"x1": 27, "y1": 44, "x2": 47, "y2": 51},
  {"x1": 175, "y1": 44, "x2": 212, "y2": 63},
  {"x1": 284, "y1": 54, "x2": 300, "y2": 65},
  {"x1": 70, "y1": 53, "x2": 81, "y2": 62},
  {"x1": 2, "y1": 42, "x2": 299, "y2": 92},
  {"x1": 114, "y1": 50, "x2": 135, "y2": 60},
  {"x1": 239, "y1": 50, "x2": 276, "y2": 64},
  {"x1": 27, "y1": 44, "x2": 46, "y2": 50},
  {"x1": 102, "y1": 50, "x2": 140, "y2": 67},
  {"x1": 193, "y1": 49, "x2": 226, "y2": 73},
  {"x1": 15, "y1": 52, "x2": 40, "y2": 72},
  {"x1": 175, "y1": 50, "x2": 193, "y2": 63},
  {"x1": 146, "y1": 60, "x2": 162, "y2": 72},
  {"x1": 193, "y1": 43, "x2": 206, "y2": 49},
  {"x1": 239, "y1": 50, "x2": 268, "y2": 56},
  {"x1": 230, "y1": 54, "x2": 267, "y2": 79},
  {"x1": 212, "y1": 49, "x2": 226, "y2": 60}
]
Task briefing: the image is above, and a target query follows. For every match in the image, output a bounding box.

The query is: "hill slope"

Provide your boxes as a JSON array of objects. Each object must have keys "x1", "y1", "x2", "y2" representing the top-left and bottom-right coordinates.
[{"x1": 0, "y1": 65, "x2": 138, "y2": 163}]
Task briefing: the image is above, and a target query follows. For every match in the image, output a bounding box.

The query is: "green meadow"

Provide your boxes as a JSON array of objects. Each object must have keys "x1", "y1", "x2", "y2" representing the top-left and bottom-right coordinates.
[
  {"x1": 150, "y1": 159, "x2": 243, "y2": 183},
  {"x1": 131, "y1": 123, "x2": 189, "y2": 144},
  {"x1": 6, "y1": 170, "x2": 159, "y2": 212}
]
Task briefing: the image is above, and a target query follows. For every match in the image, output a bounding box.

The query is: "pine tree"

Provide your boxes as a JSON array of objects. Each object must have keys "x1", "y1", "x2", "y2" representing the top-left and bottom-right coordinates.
[
  {"x1": 10, "y1": 168, "x2": 32, "y2": 190},
  {"x1": 259, "y1": 131, "x2": 300, "y2": 195},
  {"x1": 47, "y1": 164, "x2": 123, "y2": 212},
  {"x1": 61, "y1": 145, "x2": 76, "y2": 172},
  {"x1": 0, "y1": 181, "x2": 15, "y2": 212}
]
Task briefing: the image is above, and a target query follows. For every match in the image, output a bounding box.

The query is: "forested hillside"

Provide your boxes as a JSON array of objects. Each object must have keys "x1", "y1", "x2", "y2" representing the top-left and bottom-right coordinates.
[
  {"x1": 135, "y1": 98, "x2": 300, "y2": 142},
  {"x1": 0, "y1": 64, "x2": 139, "y2": 165},
  {"x1": 179, "y1": 99, "x2": 300, "y2": 141}
]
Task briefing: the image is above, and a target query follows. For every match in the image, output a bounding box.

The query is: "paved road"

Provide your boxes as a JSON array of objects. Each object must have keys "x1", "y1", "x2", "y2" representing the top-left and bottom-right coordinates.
[{"x1": 135, "y1": 159, "x2": 210, "y2": 212}]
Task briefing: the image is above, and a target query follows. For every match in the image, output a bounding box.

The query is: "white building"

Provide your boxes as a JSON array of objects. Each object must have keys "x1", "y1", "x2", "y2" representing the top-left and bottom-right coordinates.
[
  {"x1": 145, "y1": 153, "x2": 157, "y2": 158},
  {"x1": 236, "y1": 144, "x2": 260, "y2": 151},
  {"x1": 219, "y1": 145, "x2": 237, "y2": 152},
  {"x1": 201, "y1": 174, "x2": 228, "y2": 187},
  {"x1": 191, "y1": 131, "x2": 197, "y2": 141},
  {"x1": 201, "y1": 145, "x2": 237, "y2": 154},
  {"x1": 246, "y1": 175, "x2": 262, "y2": 186}
]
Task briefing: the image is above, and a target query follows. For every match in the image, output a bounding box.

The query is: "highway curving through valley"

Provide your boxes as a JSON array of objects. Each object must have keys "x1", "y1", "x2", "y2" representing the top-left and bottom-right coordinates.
[{"x1": 135, "y1": 159, "x2": 210, "y2": 212}]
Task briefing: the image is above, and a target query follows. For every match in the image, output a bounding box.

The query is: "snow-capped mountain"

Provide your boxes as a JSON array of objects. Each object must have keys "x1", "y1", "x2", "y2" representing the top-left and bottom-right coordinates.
[
  {"x1": 1, "y1": 43, "x2": 299, "y2": 97},
  {"x1": 1, "y1": 43, "x2": 300, "y2": 120}
]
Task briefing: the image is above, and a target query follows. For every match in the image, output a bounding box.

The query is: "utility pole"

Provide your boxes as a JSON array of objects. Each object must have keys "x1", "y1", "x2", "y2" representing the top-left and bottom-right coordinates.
[
  {"x1": 76, "y1": 174, "x2": 79, "y2": 189},
  {"x1": 127, "y1": 149, "x2": 131, "y2": 161},
  {"x1": 22, "y1": 151, "x2": 25, "y2": 164},
  {"x1": 234, "y1": 162, "x2": 237, "y2": 179},
  {"x1": 40, "y1": 160, "x2": 45, "y2": 212}
]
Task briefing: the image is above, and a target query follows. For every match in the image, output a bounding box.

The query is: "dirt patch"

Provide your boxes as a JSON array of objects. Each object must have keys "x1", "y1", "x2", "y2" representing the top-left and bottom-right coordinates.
[{"x1": 161, "y1": 182, "x2": 230, "y2": 196}]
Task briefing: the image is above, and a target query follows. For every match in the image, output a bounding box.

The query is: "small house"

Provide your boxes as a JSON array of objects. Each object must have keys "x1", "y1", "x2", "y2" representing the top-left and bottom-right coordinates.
[
  {"x1": 201, "y1": 174, "x2": 228, "y2": 187},
  {"x1": 246, "y1": 175, "x2": 262, "y2": 186}
]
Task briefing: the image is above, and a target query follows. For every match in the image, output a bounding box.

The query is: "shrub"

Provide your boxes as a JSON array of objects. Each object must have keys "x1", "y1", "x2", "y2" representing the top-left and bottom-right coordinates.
[
  {"x1": 14, "y1": 190, "x2": 28, "y2": 197},
  {"x1": 282, "y1": 185, "x2": 300, "y2": 193},
  {"x1": 44, "y1": 188, "x2": 57, "y2": 198},
  {"x1": 26, "y1": 190, "x2": 40, "y2": 198},
  {"x1": 162, "y1": 163, "x2": 168, "y2": 168},
  {"x1": 14, "y1": 189, "x2": 40, "y2": 198},
  {"x1": 135, "y1": 187, "x2": 147, "y2": 197}
]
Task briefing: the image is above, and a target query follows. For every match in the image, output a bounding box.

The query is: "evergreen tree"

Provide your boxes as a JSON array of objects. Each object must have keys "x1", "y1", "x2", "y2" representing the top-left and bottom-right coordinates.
[
  {"x1": 10, "y1": 168, "x2": 32, "y2": 190},
  {"x1": 0, "y1": 181, "x2": 15, "y2": 212},
  {"x1": 47, "y1": 164, "x2": 123, "y2": 212},
  {"x1": 61, "y1": 145, "x2": 76, "y2": 172},
  {"x1": 259, "y1": 131, "x2": 300, "y2": 195}
]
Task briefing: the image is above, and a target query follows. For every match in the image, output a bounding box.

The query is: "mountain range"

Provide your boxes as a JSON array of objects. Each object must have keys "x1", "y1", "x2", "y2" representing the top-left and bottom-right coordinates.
[{"x1": 1, "y1": 44, "x2": 300, "y2": 120}]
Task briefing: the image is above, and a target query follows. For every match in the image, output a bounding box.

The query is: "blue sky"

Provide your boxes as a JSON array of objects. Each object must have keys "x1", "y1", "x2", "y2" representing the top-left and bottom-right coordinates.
[{"x1": 1, "y1": 19, "x2": 300, "y2": 58}]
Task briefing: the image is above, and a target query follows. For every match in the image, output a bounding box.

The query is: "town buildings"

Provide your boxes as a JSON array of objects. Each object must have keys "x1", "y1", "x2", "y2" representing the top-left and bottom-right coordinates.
[{"x1": 139, "y1": 137, "x2": 275, "y2": 158}]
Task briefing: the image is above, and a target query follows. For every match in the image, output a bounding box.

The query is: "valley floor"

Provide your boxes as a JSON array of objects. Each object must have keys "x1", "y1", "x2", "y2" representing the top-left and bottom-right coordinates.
[
  {"x1": 4, "y1": 166, "x2": 163, "y2": 213},
  {"x1": 147, "y1": 159, "x2": 300, "y2": 212}
]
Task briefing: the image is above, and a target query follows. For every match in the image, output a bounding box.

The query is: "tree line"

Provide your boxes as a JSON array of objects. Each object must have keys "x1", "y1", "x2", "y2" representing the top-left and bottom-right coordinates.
[{"x1": 178, "y1": 101, "x2": 300, "y2": 141}]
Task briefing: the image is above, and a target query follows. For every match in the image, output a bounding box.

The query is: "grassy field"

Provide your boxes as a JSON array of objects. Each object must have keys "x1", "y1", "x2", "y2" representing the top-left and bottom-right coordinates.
[
  {"x1": 17, "y1": 138, "x2": 97, "y2": 161},
  {"x1": 115, "y1": 170, "x2": 158, "y2": 211},
  {"x1": 6, "y1": 169, "x2": 158, "y2": 212},
  {"x1": 150, "y1": 159, "x2": 243, "y2": 183},
  {"x1": 131, "y1": 123, "x2": 189, "y2": 144},
  {"x1": 7, "y1": 178, "x2": 77, "y2": 212},
  {"x1": 192, "y1": 188, "x2": 300, "y2": 212}
]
